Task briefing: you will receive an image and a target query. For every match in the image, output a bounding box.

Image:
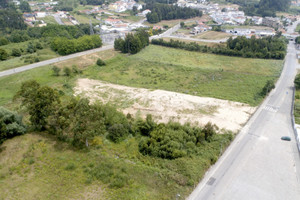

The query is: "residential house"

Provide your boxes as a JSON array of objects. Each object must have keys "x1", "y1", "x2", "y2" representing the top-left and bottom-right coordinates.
[
  {"x1": 23, "y1": 13, "x2": 36, "y2": 22},
  {"x1": 191, "y1": 22, "x2": 211, "y2": 34},
  {"x1": 137, "y1": 9, "x2": 151, "y2": 17},
  {"x1": 35, "y1": 12, "x2": 46, "y2": 18},
  {"x1": 262, "y1": 17, "x2": 283, "y2": 29}
]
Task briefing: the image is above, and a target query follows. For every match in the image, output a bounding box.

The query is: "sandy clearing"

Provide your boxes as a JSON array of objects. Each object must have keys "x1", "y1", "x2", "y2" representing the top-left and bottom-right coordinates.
[{"x1": 74, "y1": 78, "x2": 256, "y2": 132}]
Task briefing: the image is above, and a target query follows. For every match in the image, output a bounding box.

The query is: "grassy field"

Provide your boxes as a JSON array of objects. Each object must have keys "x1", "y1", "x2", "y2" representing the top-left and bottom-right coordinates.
[
  {"x1": 84, "y1": 45, "x2": 283, "y2": 106},
  {"x1": 192, "y1": 31, "x2": 231, "y2": 40},
  {"x1": 0, "y1": 49, "x2": 117, "y2": 107},
  {"x1": 0, "y1": 43, "x2": 283, "y2": 200},
  {"x1": 41, "y1": 16, "x2": 57, "y2": 24},
  {"x1": 221, "y1": 25, "x2": 274, "y2": 30},
  {"x1": 0, "y1": 130, "x2": 231, "y2": 200},
  {"x1": 162, "y1": 37, "x2": 226, "y2": 48},
  {"x1": 73, "y1": 14, "x2": 100, "y2": 24},
  {"x1": 0, "y1": 40, "x2": 58, "y2": 72},
  {"x1": 144, "y1": 17, "x2": 205, "y2": 28}
]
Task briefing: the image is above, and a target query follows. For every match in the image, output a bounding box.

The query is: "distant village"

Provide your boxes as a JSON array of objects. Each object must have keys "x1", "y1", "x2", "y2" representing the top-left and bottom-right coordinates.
[{"x1": 15, "y1": 0, "x2": 300, "y2": 43}]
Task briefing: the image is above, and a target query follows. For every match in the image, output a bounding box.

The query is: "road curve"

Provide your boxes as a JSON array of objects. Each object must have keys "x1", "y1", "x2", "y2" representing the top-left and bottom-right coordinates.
[
  {"x1": 188, "y1": 24, "x2": 300, "y2": 200},
  {"x1": 0, "y1": 45, "x2": 113, "y2": 78}
]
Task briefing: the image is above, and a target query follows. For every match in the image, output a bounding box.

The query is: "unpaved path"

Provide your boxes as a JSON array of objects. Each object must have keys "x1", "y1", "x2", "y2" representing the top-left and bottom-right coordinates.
[{"x1": 74, "y1": 78, "x2": 256, "y2": 132}]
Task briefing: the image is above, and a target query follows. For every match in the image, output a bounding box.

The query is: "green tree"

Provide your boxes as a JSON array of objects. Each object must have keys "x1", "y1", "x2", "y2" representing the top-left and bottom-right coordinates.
[
  {"x1": 0, "y1": 48, "x2": 8, "y2": 60},
  {"x1": 202, "y1": 122, "x2": 217, "y2": 142},
  {"x1": 19, "y1": 1, "x2": 31, "y2": 13},
  {"x1": 15, "y1": 80, "x2": 60, "y2": 130},
  {"x1": 261, "y1": 80, "x2": 275, "y2": 96},
  {"x1": 63, "y1": 67, "x2": 72, "y2": 76},
  {"x1": 0, "y1": 107, "x2": 26, "y2": 144},
  {"x1": 180, "y1": 21, "x2": 185, "y2": 28},
  {"x1": 11, "y1": 48, "x2": 21, "y2": 57},
  {"x1": 0, "y1": 37, "x2": 9, "y2": 45},
  {"x1": 52, "y1": 66, "x2": 61, "y2": 76}
]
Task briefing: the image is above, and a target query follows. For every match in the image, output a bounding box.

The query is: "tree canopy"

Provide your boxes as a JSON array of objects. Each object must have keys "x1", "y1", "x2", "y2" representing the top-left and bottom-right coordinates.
[{"x1": 145, "y1": 3, "x2": 202, "y2": 23}]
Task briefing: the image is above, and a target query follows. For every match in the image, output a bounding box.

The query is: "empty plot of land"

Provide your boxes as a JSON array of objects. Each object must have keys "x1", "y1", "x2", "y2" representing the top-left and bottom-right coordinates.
[
  {"x1": 75, "y1": 78, "x2": 256, "y2": 132},
  {"x1": 192, "y1": 31, "x2": 232, "y2": 40}
]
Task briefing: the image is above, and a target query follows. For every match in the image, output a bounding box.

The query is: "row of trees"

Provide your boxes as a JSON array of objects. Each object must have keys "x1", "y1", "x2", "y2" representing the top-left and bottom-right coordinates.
[
  {"x1": 0, "y1": 24, "x2": 91, "y2": 44},
  {"x1": 152, "y1": 36, "x2": 286, "y2": 60},
  {"x1": 51, "y1": 35, "x2": 102, "y2": 55},
  {"x1": 145, "y1": 3, "x2": 202, "y2": 23},
  {"x1": 0, "y1": 41, "x2": 43, "y2": 60},
  {"x1": 14, "y1": 80, "x2": 230, "y2": 158},
  {"x1": 0, "y1": 9, "x2": 27, "y2": 31},
  {"x1": 79, "y1": 0, "x2": 105, "y2": 5},
  {"x1": 114, "y1": 30, "x2": 150, "y2": 54},
  {"x1": 227, "y1": 0, "x2": 291, "y2": 17}
]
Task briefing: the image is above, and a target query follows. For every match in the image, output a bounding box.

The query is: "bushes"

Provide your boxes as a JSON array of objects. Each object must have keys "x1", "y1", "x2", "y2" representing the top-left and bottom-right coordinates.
[
  {"x1": 96, "y1": 58, "x2": 105, "y2": 66},
  {"x1": 11, "y1": 48, "x2": 21, "y2": 57},
  {"x1": 107, "y1": 124, "x2": 129, "y2": 143},
  {"x1": 52, "y1": 66, "x2": 61, "y2": 76},
  {"x1": 138, "y1": 122, "x2": 217, "y2": 159},
  {"x1": 152, "y1": 36, "x2": 286, "y2": 60},
  {"x1": 0, "y1": 48, "x2": 8, "y2": 60},
  {"x1": 51, "y1": 35, "x2": 102, "y2": 55},
  {"x1": 0, "y1": 107, "x2": 26, "y2": 144},
  {"x1": 295, "y1": 74, "x2": 300, "y2": 90},
  {"x1": 145, "y1": 3, "x2": 202, "y2": 23},
  {"x1": 261, "y1": 80, "x2": 275, "y2": 96},
  {"x1": 114, "y1": 30, "x2": 149, "y2": 54}
]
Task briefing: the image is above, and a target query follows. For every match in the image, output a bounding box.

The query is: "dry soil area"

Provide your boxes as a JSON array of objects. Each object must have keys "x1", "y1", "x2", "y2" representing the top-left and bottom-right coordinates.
[{"x1": 74, "y1": 78, "x2": 256, "y2": 132}]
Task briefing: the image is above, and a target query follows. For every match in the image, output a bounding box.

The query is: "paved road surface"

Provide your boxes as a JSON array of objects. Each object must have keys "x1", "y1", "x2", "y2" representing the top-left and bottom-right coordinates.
[
  {"x1": 53, "y1": 14, "x2": 64, "y2": 25},
  {"x1": 188, "y1": 23, "x2": 300, "y2": 200},
  {"x1": 0, "y1": 45, "x2": 113, "y2": 78}
]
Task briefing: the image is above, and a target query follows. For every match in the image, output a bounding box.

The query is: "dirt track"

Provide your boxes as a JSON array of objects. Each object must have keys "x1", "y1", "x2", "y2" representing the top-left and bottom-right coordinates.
[{"x1": 74, "y1": 78, "x2": 256, "y2": 132}]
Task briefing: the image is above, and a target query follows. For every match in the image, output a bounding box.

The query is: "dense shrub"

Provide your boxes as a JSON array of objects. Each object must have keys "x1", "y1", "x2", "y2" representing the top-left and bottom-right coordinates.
[
  {"x1": 114, "y1": 30, "x2": 149, "y2": 54},
  {"x1": 152, "y1": 36, "x2": 286, "y2": 60},
  {"x1": 107, "y1": 124, "x2": 129, "y2": 143},
  {"x1": 96, "y1": 58, "x2": 106, "y2": 66},
  {"x1": 51, "y1": 35, "x2": 102, "y2": 55},
  {"x1": 52, "y1": 66, "x2": 61, "y2": 76},
  {"x1": 145, "y1": 3, "x2": 202, "y2": 23},
  {"x1": 0, "y1": 48, "x2": 8, "y2": 60},
  {"x1": 261, "y1": 80, "x2": 275, "y2": 96},
  {"x1": 11, "y1": 48, "x2": 21, "y2": 57},
  {"x1": 295, "y1": 74, "x2": 300, "y2": 89},
  {"x1": 63, "y1": 67, "x2": 72, "y2": 76},
  {"x1": 138, "y1": 122, "x2": 217, "y2": 159},
  {"x1": 0, "y1": 107, "x2": 26, "y2": 144}
]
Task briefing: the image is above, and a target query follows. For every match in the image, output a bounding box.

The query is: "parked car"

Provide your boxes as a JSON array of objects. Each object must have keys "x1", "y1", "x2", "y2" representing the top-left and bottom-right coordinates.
[{"x1": 281, "y1": 136, "x2": 291, "y2": 141}]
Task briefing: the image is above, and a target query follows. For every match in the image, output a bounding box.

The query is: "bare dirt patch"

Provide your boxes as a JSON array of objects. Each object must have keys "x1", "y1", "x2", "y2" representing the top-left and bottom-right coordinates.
[
  {"x1": 74, "y1": 78, "x2": 256, "y2": 132},
  {"x1": 54, "y1": 49, "x2": 117, "y2": 69}
]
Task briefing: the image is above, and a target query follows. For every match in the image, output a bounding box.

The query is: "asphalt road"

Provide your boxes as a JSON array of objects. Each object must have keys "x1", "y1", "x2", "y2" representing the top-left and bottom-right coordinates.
[
  {"x1": 53, "y1": 14, "x2": 64, "y2": 25},
  {"x1": 188, "y1": 24, "x2": 300, "y2": 200},
  {"x1": 0, "y1": 45, "x2": 113, "y2": 78}
]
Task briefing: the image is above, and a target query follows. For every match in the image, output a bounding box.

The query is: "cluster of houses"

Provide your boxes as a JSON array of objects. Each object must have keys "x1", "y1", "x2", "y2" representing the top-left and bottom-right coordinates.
[
  {"x1": 210, "y1": 10, "x2": 246, "y2": 25},
  {"x1": 107, "y1": 0, "x2": 142, "y2": 13},
  {"x1": 23, "y1": 12, "x2": 47, "y2": 27}
]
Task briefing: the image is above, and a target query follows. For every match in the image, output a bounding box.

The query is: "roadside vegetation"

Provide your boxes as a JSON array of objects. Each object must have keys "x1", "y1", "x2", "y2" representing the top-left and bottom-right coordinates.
[
  {"x1": 152, "y1": 35, "x2": 287, "y2": 59},
  {"x1": 294, "y1": 74, "x2": 300, "y2": 124}
]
